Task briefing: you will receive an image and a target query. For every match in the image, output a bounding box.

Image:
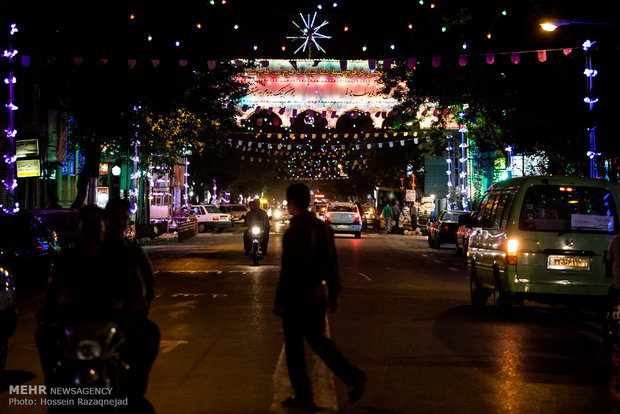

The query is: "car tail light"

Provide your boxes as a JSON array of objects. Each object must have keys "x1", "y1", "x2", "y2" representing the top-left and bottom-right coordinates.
[
  {"x1": 443, "y1": 225, "x2": 449, "y2": 231},
  {"x1": 325, "y1": 212, "x2": 330, "y2": 221},
  {"x1": 354, "y1": 213, "x2": 360, "y2": 224},
  {"x1": 213, "y1": 216, "x2": 219, "y2": 221},
  {"x1": 506, "y1": 238, "x2": 519, "y2": 265}
]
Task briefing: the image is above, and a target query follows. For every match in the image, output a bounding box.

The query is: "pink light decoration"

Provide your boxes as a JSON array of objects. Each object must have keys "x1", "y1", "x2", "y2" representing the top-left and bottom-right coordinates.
[
  {"x1": 432, "y1": 56, "x2": 441, "y2": 67},
  {"x1": 458, "y1": 55, "x2": 467, "y2": 66},
  {"x1": 407, "y1": 57, "x2": 416, "y2": 69},
  {"x1": 537, "y1": 50, "x2": 547, "y2": 62},
  {"x1": 563, "y1": 48, "x2": 573, "y2": 56},
  {"x1": 486, "y1": 54, "x2": 495, "y2": 64},
  {"x1": 208, "y1": 60, "x2": 216, "y2": 69},
  {"x1": 511, "y1": 52, "x2": 520, "y2": 64}
]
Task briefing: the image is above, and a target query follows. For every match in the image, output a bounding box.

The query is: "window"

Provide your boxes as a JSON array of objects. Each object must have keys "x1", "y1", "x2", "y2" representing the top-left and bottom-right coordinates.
[
  {"x1": 478, "y1": 194, "x2": 496, "y2": 228},
  {"x1": 328, "y1": 205, "x2": 356, "y2": 212},
  {"x1": 205, "y1": 206, "x2": 221, "y2": 214},
  {"x1": 493, "y1": 192, "x2": 515, "y2": 230},
  {"x1": 519, "y1": 186, "x2": 618, "y2": 233}
]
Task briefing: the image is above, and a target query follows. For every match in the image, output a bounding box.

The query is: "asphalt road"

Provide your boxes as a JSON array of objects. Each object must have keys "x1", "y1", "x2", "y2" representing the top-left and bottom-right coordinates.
[{"x1": 1, "y1": 223, "x2": 619, "y2": 413}]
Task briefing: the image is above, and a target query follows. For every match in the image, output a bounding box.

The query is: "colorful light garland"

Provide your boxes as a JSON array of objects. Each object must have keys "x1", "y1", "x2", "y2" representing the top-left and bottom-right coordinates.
[{"x1": 2, "y1": 23, "x2": 19, "y2": 210}]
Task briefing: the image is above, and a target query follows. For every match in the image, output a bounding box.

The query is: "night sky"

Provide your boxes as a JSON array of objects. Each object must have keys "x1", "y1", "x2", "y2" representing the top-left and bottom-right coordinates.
[{"x1": 2, "y1": 1, "x2": 619, "y2": 60}]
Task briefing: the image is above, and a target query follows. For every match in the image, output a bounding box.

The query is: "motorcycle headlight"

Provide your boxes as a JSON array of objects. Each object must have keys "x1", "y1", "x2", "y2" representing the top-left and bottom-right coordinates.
[
  {"x1": 251, "y1": 226, "x2": 261, "y2": 235},
  {"x1": 76, "y1": 340, "x2": 102, "y2": 360}
]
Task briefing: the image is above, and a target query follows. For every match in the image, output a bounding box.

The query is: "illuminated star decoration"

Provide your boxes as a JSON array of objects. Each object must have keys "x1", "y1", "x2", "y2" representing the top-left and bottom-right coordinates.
[{"x1": 287, "y1": 12, "x2": 331, "y2": 56}]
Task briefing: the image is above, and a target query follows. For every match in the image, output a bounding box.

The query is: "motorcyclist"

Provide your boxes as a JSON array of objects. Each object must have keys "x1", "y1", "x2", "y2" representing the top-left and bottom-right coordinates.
[
  {"x1": 244, "y1": 199, "x2": 270, "y2": 255},
  {"x1": 36, "y1": 205, "x2": 150, "y2": 405}
]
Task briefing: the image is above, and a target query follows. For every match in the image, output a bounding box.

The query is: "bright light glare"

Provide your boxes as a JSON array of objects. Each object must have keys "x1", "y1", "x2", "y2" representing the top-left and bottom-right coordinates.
[
  {"x1": 251, "y1": 226, "x2": 261, "y2": 235},
  {"x1": 507, "y1": 239, "x2": 519, "y2": 254},
  {"x1": 540, "y1": 22, "x2": 558, "y2": 31}
]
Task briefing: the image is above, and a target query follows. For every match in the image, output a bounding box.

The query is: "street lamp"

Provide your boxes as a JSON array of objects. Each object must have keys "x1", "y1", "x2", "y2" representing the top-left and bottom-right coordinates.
[
  {"x1": 539, "y1": 18, "x2": 620, "y2": 32},
  {"x1": 540, "y1": 18, "x2": 620, "y2": 179}
]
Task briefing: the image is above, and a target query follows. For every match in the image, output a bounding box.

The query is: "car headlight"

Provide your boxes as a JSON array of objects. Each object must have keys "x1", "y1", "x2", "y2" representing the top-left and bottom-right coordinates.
[
  {"x1": 274, "y1": 210, "x2": 281, "y2": 219},
  {"x1": 251, "y1": 226, "x2": 261, "y2": 235}
]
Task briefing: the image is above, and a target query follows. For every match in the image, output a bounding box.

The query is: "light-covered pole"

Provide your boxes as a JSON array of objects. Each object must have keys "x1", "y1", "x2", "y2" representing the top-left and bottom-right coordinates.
[{"x1": 2, "y1": 24, "x2": 19, "y2": 212}]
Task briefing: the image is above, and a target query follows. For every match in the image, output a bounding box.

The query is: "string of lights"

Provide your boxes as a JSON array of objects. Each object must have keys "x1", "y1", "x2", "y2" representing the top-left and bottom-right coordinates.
[{"x1": 2, "y1": 23, "x2": 19, "y2": 213}]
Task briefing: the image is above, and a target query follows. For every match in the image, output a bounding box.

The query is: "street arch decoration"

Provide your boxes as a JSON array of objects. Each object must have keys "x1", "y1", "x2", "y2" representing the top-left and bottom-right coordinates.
[{"x1": 236, "y1": 59, "x2": 399, "y2": 129}]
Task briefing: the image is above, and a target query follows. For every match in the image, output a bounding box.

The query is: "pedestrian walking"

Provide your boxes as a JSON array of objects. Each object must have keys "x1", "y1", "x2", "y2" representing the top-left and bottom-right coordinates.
[
  {"x1": 392, "y1": 201, "x2": 401, "y2": 234},
  {"x1": 274, "y1": 183, "x2": 366, "y2": 409},
  {"x1": 383, "y1": 203, "x2": 393, "y2": 233}
]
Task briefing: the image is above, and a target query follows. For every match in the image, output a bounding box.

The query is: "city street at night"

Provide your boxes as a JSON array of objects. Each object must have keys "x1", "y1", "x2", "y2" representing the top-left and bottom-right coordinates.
[{"x1": 1, "y1": 227, "x2": 616, "y2": 413}]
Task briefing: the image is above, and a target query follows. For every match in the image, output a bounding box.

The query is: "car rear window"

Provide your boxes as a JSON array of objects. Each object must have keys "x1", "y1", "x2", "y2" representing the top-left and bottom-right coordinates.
[
  {"x1": 519, "y1": 185, "x2": 618, "y2": 233},
  {"x1": 231, "y1": 206, "x2": 247, "y2": 211},
  {"x1": 205, "y1": 206, "x2": 221, "y2": 214},
  {"x1": 441, "y1": 211, "x2": 463, "y2": 222},
  {"x1": 328, "y1": 205, "x2": 356, "y2": 212}
]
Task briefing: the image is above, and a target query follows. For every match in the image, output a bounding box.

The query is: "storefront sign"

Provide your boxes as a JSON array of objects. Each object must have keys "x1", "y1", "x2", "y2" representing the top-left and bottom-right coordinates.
[
  {"x1": 16, "y1": 139, "x2": 39, "y2": 158},
  {"x1": 16, "y1": 159, "x2": 41, "y2": 177},
  {"x1": 99, "y1": 163, "x2": 109, "y2": 175}
]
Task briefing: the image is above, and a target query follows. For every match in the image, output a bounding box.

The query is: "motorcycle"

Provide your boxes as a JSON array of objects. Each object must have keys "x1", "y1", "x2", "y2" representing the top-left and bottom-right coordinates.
[
  {"x1": 38, "y1": 313, "x2": 132, "y2": 408},
  {"x1": 249, "y1": 226, "x2": 264, "y2": 266}
]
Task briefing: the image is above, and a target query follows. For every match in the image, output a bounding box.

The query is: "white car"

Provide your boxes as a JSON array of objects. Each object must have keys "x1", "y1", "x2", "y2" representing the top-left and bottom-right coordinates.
[
  {"x1": 173, "y1": 204, "x2": 232, "y2": 233},
  {"x1": 325, "y1": 202, "x2": 362, "y2": 238},
  {"x1": 219, "y1": 204, "x2": 249, "y2": 225}
]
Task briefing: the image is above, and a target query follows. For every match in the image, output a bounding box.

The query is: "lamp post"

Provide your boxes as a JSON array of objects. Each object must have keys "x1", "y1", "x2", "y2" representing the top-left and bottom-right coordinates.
[{"x1": 540, "y1": 18, "x2": 620, "y2": 179}]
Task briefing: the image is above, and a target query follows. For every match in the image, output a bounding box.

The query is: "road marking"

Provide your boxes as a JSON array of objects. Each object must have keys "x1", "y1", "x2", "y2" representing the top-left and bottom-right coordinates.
[
  {"x1": 152, "y1": 270, "x2": 224, "y2": 275},
  {"x1": 171, "y1": 293, "x2": 206, "y2": 298},
  {"x1": 159, "y1": 340, "x2": 189, "y2": 354},
  {"x1": 271, "y1": 315, "x2": 337, "y2": 412},
  {"x1": 447, "y1": 267, "x2": 460, "y2": 272},
  {"x1": 357, "y1": 272, "x2": 372, "y2": 281}
]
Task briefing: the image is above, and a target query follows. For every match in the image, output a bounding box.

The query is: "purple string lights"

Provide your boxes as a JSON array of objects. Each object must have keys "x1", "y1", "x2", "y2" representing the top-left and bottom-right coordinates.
[{"x1": 2, "y1": 24, "x2": 19, "y2": 212}]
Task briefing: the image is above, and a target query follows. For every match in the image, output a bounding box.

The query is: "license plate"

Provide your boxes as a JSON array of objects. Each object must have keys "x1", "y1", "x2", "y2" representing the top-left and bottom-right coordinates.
[
  {"x1": 337, "y1": 225, "x2": 349, "y2": 228},
  {"x1": 547, "y1": 255, "x2": 590, "y2": 270}
]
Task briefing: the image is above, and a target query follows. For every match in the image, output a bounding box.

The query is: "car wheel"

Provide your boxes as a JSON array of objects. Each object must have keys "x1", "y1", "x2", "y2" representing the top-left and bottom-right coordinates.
[
  {"x1": 428, "y1": 234, "x2": 435, "y2": 248},
  {"x1": 435, "y1": 235, "x2": 441, "y2": 249},
  {"x1": 493, "y1": 272, "x2": 511, "y2": 311},
  {"x1": 198, "y1": 223, "x2": 206, "y2": 233},
  {"x1": 354, "y1": 232, "x2": 361, "y2": 239},
  {"x1": 469, "y1": 267, "x2": 488, "y2": 309}
]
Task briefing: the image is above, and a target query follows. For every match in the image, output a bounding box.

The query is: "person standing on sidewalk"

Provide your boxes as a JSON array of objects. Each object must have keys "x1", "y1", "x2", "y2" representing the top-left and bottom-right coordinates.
[
  {"x1": 383, "y1": 203, "x2": 393, "y2": 233},
  {"x1": 274, "y1": 183, "x2": 366, "y2": 409}
]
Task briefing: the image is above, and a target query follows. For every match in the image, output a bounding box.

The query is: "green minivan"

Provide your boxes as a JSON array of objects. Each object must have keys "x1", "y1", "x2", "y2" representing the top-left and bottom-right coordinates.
[{"x1": 468, "y1": 176, "x2": 619, "y2": 310}]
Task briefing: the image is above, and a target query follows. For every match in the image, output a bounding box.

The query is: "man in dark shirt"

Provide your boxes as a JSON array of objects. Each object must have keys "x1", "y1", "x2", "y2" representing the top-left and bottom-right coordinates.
[
  {"x1": 274, "y1": 183, "x2": 366, "y2": 409},
  {"x1": 243, "y1": 199, "x2": 270, "y2": 255}
]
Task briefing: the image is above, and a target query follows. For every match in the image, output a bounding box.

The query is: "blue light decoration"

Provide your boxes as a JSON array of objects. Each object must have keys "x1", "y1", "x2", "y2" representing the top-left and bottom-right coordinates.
[
  {"x1": 287, "y1": 12, "x2": 331, "y2": 58},
  {"x1": 2, "y1": 23, "x2": 19, "y2": 212},
  {"x1": 458, "y1": 113, "x2": 469, "y2": 210},
  {"x1": 582, "y1": 39, "x2": 599, "y2": 178}
]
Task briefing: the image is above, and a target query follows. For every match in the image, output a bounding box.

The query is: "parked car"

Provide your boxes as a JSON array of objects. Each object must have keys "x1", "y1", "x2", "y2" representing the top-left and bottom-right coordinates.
[
  {"x1": 0, "y1": 212, "x2": 59, "y2": 287},
  {"x1": 428, "y1": 209, "x2": 467, "y2": 249},
  {"x1": 361, "y1": 205, "x2": 376, "y2": 229},
  {"x1": 468, "y1": 176, "x2": 620, "y2": 310},
  {"x1": 456, "y1": 211, "x2": 477, "y2": 256},
  {"x1": 172, "y1": 205, "x2": 232, "y2": 233},
  {"x1": 219, "y1": 204, "x2": 249, "y2": 225},
  {"x1": 325, "y1": 202, "x2": 362, "y2": 238},
  {"x1": 28, "y1": 209, "x2": 80, "y2": 250},
  {"x1": 272, "y1": 204, "x2": 291, "y2": 222}
]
